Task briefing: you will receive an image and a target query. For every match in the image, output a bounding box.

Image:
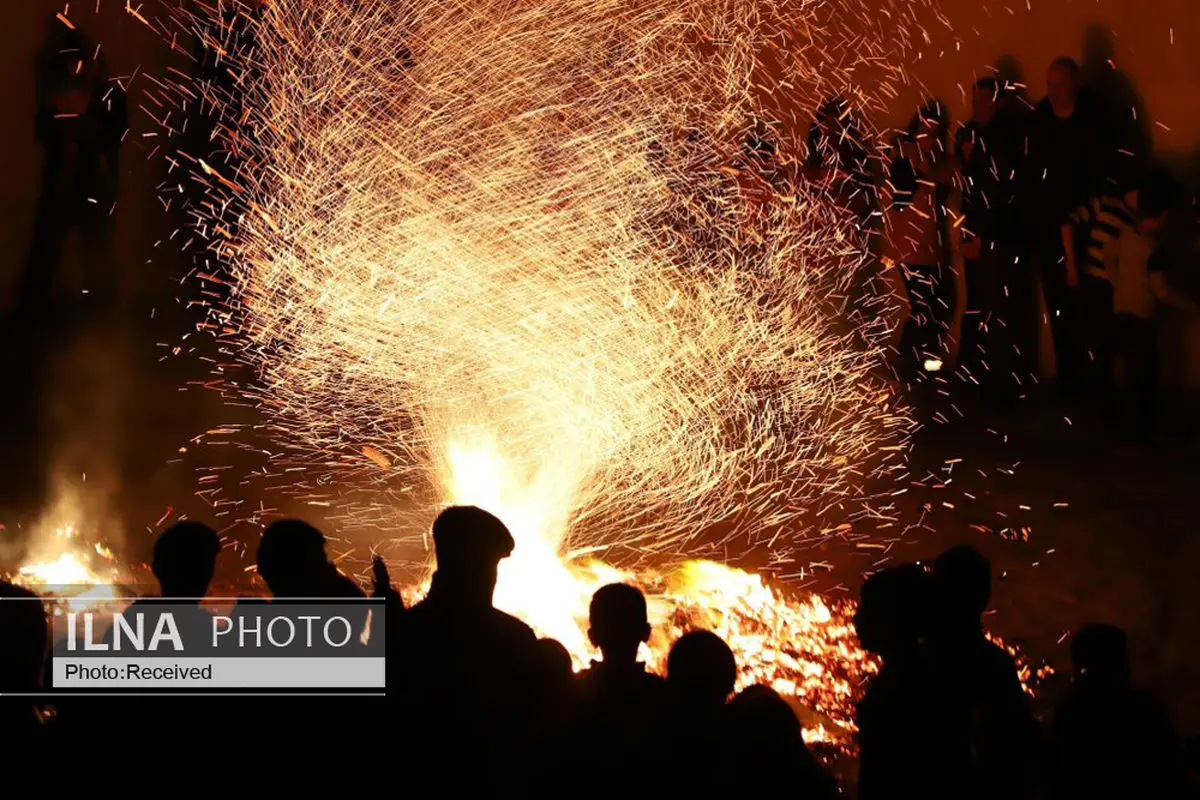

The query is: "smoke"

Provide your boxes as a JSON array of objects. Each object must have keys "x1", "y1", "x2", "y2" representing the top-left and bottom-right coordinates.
[{"x1": 12, "y1": 315, "x2": 132, "y2": 568}]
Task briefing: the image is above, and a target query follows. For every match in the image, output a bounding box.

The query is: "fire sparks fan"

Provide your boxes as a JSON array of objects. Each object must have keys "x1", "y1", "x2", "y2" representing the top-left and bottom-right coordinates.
[
  {"x1": 125, "y1": 0, "x2": 949, "y2": 741},
  {"x1": 157, "y1": 0, "x2": 918, "y2": 566}
]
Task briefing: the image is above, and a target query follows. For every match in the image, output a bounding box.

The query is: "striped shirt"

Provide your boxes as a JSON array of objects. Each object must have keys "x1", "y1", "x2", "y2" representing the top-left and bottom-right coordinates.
[{"x1": 1066, "y1": 195, "x2": 1136, "y2": 278}]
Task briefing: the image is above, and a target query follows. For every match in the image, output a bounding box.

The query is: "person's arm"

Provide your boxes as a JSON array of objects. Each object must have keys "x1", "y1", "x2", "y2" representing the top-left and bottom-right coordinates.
[{"x1": 1062, "y1": 199, "x2": 1096, "y2": 286}]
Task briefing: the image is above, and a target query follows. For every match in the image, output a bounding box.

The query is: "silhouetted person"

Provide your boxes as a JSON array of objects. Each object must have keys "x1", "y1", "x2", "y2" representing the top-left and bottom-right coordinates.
[
  {"x1": 931, "y1": 546, "x2": 1038, "y2": 800},
  {"x1": 395, "y1": 506, "x2": 540, "y2": 789},
  {"x1": 153, "y1": 521, "x2": 221, "y2": 598},
  {"x1": 0, "y1": 583, "x2": 49, "y2": 750},
  {"x1": 87, "y1": 523, "x2": 230, "y2": 782},
  {"x1": 735, "y1": 122, "x2": 789, "y2": 216},
  {"x1": 804, "y1": 96, "x2": 876, "y2": 222},
  {"x1": 884, "y1": 101, "x2": 956, "y2": 383},
  {"x1": 534, "y1": 637, "x2": 573, "y2": 687},
  {"x1": 1061, "y1": 170, "x2": 1195, "y2": 434},
  {"x1": 19, "y1": 25, "x2": 127, "y2": 322},
  {"x1": 568, "y1": 584, "x2": 668, "y2": 786},
  {"x1": 106, "y1": 521, "x2": 221, "y2": 648},
  {"x1": 1050, "y1": 624, "x2": 1183, "y2": 799},
  {"x1": 663, "y1": 628, "x2": 737, "y2": 789},
  {"x1": 727, "y1": 685, "x2": 837, "y2": 798},
  {"x1": 667, "y1": 628, "x2": 736, "y2": 711},
  {"x1": 1081, "y1": 24, "x2": 1150, "y2": 187},
  {"x1": 585, "y1": 583, "x2": 659, "y2": 673},
  {"x1": 529, "y1": 636, "x2": 576, "y2": 769},
  {"x1": 855, "y1": 564, "x2": 953, "y2": 799},
  {"x1": 256, "y1": 519, "x2": 365, "y2": 599},
  {"x1": 249, "y1": 519, "x2": 370, "y2": 784},
  {"x1": 955, "y1": 78, "x2": 1030, "y2": 402},
  {"x1": 1023, "y1": 57, "x2": 1105, "y2": 396},
  {"x1": 1112, "y1": 180, "x2": 1194, "y2": 438}
]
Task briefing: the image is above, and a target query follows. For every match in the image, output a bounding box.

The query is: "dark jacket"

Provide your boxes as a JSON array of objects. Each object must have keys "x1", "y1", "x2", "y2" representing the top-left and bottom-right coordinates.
[
  {"x1": 956, "y1": 110, "x2": 1022, "y2": 249},
  {"x1": 1020, "y1": 99, "x2": 1104, "y2": 250}
]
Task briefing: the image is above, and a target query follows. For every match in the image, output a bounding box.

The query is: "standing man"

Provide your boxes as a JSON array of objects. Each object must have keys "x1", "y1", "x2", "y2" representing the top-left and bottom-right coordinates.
[
  {"x1": 1021, "y1": 57, "x2": 1105, "y2": 398},
  {"x1": 956, "y1": 78, "x2": 1027, "y2": 403},
  {"x1": 395, "y1": 506, "x2": 541, "y2": 791},
  {"x1": 19, "y1": 27, "x2": 127, "y2": 321}
]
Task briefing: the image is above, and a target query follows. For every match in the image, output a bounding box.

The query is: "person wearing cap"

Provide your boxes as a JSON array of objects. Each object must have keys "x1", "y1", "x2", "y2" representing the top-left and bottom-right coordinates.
[{"x1": 393, "y1": 506, "x2": 539, "y2": 788}]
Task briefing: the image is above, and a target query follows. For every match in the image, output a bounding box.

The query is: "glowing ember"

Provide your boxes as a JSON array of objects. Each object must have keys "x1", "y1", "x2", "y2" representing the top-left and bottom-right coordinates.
[{"x1": 655, "y1": 560, "x2": 872, "y2": 744}]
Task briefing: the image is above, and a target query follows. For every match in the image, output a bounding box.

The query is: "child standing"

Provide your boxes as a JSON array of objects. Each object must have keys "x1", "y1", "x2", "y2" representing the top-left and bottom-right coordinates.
[{"x1": 1107, "y1": 185, "x2": 1196, "y2": 436}]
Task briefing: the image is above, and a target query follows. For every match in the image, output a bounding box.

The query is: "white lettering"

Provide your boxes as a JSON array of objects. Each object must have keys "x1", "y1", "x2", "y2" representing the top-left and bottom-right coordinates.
[
  {"x1": 111, "y1": 613, "x2": 144, "y2": 651},
  {"x1": 83, "y1": 613, "x2": 108, "y2": 651},
  {"x1": 148, "y1": 613, "x2": 184, "y2": 651},
  {"x1": 66, "y1": 612, "x2": 76, "y2": 651},
  {"x1": 324, "y1": 616, "x2": 352, "y2": 648},
  {"x1": 240, "y1": 614, "x2": 261, "y2": 648},
  {"x1": 212, "y1": 616, "x2": 233, "y2": 647},
  {"x1": 267, "y1": 616, "x2": 295, "y2": 648},
  {"x1": 298, "y1": 615, "x2": 320, "y2": 647}
]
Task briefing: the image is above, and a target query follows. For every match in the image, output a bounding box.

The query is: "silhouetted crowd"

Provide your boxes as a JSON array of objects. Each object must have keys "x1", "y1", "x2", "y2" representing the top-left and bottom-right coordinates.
[
  {"x1": 743, "y1": 56, "x2": 1198, "y2": 437},
  {"x1": 1, "y1": 508, "x2": 1195, "y2": 796}
]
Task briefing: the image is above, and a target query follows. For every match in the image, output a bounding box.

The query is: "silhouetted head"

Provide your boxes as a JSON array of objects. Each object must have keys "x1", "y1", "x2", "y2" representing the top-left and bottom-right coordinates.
[
  {"x1": 534, "y1": 637, "x2": 574, "y2": 687},
  {"x1": 152, "y1": 521, "x2": 220, "y2": 599},
  {"x1": 39, "y1": 26, "x2": 100, "y2": 90},
  {"x1": 0, "y1": 583, "x2": 48, "y2": 691},
  {"x1": 1071, "y1": 623, "x2": 1131, "y2": 690},
  {"x1": 906, "y1": 100, "x2": 948, "y2": 154},
  {"x1": 256, "y1": 519, "x2": 329, "y2": 597},
  {"x1": 1083, "y1": 24, "x2": 1116, "y2": 67},
  {"x1": 855, "y1": 563, "x2": 931, "y2": 658},
  {"x1": 667, "y1": 629, "x2": 737, "y2": 709},
  {"x1": 1047, "y1": 57, "x2": 1081, "y2": 116},
  {"x1": 933, "y1": 545, "x2": 991, "y2": 633},
  {"x1": 728, "y1": 684, "x2": 802, "y2": 741},
  {"x1": 589, "y1": 583, "x2": 651, "y2": 665},
  {"x1": 431, "y1": 506, "x2": 514, "y2": 605},
  {"x1": 972, "y1": 78, "x2": 1001, "y2": 125}
]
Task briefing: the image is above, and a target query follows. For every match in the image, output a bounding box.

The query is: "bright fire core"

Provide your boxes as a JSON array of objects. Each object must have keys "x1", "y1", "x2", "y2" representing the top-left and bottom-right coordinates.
[{"x1": 437, "y1": 433, "x2": 878, "y2": 744}]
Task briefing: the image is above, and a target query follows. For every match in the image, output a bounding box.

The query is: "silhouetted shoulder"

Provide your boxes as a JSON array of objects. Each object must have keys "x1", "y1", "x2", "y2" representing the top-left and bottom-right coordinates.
[
  {"x1": 576, "y1": 661, "x2": 667, "y2": 698},
  {"x1": 490, "y1": 607, "x2": 538, "y2": 643},
  {"x1": 326, "y1": 571, "x2": 367, "y2": 598},
  {"x1": 978, "y1": 638, "x2": 1025, "y2": 694}
]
